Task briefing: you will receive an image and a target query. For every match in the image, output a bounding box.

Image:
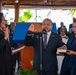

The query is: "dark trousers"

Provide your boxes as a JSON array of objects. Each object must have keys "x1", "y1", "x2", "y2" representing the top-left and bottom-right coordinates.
[
  {"x1": 11, "y1": 52, "x2": 20, "y2": 75},
  {"x1": 60, "y1": 67, "x2": 76, "y2": 75},
  {"x1": 37, "y1": 70, "x2": 58, "y2": 75}
]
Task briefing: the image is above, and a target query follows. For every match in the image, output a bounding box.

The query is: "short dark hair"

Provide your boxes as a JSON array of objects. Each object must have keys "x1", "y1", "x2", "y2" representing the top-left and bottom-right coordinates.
[
  {"x1": 60, "y1": 28, "x2": 66, "y2": 32},
  {"x1": 73, "y1": 18, "x2": 76, "y2": 22},
  {"x1": 0, "y1": 12, "x2": 3, "y2": 24},
  {"x1": 42, "y1": 18, "x2": 52, "y2": 24}
]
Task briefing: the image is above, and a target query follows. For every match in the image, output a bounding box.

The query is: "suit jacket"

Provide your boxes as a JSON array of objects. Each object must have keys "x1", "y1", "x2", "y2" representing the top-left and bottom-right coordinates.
[
  {"x1": 24, "y1": 31, "x2": 64, "y2": 71},
  {"x1": 9, "y1": 31, "x2": 19, "y2": 50}
]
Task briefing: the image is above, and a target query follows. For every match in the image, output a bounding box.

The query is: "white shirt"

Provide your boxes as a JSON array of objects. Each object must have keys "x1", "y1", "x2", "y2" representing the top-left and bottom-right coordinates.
[
  {"x1": 47, "y1": 31, "x2": 51, "y2": 44},
  {"x1": 43, "y1": 31, "x2": 51, "y2": 44}
]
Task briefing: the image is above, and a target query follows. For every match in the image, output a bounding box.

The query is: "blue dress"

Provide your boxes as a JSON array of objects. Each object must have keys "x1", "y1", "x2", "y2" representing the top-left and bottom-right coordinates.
[{"x1": 60, "y1": 33, "x2": 76, "y2": 75}]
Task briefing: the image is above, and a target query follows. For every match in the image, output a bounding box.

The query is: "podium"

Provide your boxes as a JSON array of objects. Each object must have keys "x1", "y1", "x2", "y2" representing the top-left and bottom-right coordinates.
[
  {"x1": 13, "y1": 22, "x2": 57, "y2": 69},
  {"x1": 19, "y1": 44, "x2": 34, "y2": 69}
]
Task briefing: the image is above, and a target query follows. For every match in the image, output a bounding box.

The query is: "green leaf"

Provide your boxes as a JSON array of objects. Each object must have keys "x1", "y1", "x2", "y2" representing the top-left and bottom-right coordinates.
[
  {"x1": 19, "y1": 68, "x2": 36, "y2": 75},
  {"x1": 19, "y1": 9, "x2": 33, "y2": 22}
]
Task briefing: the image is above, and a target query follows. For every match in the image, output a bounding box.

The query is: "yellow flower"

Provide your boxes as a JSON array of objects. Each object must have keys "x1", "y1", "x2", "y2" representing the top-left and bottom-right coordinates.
[{"x1": 30, "y1": 60, "x2": 33, "y2": 65}]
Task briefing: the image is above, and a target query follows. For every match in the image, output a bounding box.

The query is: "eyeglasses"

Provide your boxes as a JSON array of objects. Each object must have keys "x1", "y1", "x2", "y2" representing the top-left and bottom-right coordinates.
[
  {"x1": 2, "y1": 19, "x2": 5, "y2": 21},
  {"x1": 61, "y1": 30, "x2": 65, "y2": 32}
]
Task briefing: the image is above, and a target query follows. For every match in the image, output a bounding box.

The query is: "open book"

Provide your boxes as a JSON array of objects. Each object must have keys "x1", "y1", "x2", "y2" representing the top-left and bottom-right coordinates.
[
  {"x1": 11, "y1": 46, "x2": 25, "y2": 55},
  {"x1": 57, "y1": 48, "x2": 67, "y2": 53}
]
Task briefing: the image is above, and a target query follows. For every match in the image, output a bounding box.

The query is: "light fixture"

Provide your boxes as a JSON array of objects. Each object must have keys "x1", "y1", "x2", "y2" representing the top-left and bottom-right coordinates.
[
  {"x1": 44, "y1": 0, "x2": 47, "y2": 3},
  {"x1": 49, "y1": 1, "x2": 51, "y2": 4},
  {"x1": 15, "y1": 0, "x2": 19, "y2": 3}
]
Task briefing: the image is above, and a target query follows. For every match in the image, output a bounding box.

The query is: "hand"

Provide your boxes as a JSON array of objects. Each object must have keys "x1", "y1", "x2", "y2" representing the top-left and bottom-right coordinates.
[
  {"x1": 28, "y1": 24, "x2": 37, "y2": 32},
  {"x1": 58, "y1": 45, "x2": 67, "y2": 50},
  {"x1": 57, "y1": 45, "x2": 67, "y2": 54},
  {"x1": 66, "y1": 50, "x2": 75, "y2": 55},
  {"x1": 3, "y1": 27, "x2": 9, "y2": 40}
]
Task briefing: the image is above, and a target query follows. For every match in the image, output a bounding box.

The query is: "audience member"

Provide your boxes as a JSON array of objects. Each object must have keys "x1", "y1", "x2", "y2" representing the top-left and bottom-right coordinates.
[
  {"x1": 57, "y1": 28, "x2": 68, "y2": 74},
  {"x1": 68, "y1": 18, "x2": 76, "y2": 36},
  {"x1": 58, "y1": 22, "x2": 67, "y2": 35},
  {"x1": 60, "y1": 28, "x2": 68, "y2": 44},
  {"x1": 9, "y1": 22, "x2": 21, "y2": 75}
]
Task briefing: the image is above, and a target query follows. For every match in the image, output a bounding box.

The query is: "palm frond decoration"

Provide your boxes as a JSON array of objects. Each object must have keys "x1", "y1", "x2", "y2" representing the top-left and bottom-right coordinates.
[
  {"x1": 19, "y1": 9, "x2": 33, "y2": 22},
  {"x1": 70, "y1": 9, "x2": 76, "y2": 18}
]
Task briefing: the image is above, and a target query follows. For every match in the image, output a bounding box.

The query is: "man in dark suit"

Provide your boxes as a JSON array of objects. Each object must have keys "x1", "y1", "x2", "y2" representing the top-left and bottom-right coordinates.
[{"x1": 24, "y1": 18, "x2": 66, "y2": 75}]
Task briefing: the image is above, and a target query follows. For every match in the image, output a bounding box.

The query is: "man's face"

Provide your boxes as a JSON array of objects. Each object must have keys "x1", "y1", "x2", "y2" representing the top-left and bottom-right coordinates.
[
  {"x1": 72, "y1": 22, "x2": 76, "y2": 34},
  {"x1": 42, "y1": 19, "x2": 52, "y2": 32}
]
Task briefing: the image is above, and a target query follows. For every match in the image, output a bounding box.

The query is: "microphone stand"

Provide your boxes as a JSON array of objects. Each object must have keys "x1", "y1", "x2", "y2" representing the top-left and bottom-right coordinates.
[
  {"x1": 39, "y1": 29, "x2": 46, "y2": 75},
  {"x1": 28, "y1": 31, "x2": 44, "y2": 75},
  {"x1": 40, "y1": 35, "x2": 43, "y2": 75}
]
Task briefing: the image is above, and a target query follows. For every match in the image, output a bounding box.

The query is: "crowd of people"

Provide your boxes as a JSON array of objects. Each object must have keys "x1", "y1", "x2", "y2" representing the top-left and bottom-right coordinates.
[{"x1": 0, "y1": 12, "x2": 76, "y2": 75}]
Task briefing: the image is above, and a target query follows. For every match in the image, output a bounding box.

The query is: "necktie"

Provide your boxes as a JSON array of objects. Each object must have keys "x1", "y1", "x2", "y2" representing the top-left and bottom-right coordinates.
[{"x1": 43, "y1": 33, "x2": 47, "y2": 49}]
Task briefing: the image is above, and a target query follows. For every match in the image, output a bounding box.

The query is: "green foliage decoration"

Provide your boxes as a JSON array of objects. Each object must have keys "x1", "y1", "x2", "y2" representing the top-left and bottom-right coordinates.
[
  {"x1": 19, "y1": 9, "x2": 32, "y2": 22},
  {"x1": 19, "y1": 68, "x2": 36, "y2": 75},
  {"x1": 70, "y1": 9, "x2": 76, "y2": 18}
]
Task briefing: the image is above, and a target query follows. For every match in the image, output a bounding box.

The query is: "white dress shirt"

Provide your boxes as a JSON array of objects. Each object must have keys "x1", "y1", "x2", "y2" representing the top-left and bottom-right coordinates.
[
  {"x1": 47, "y1": 31, "x2": 51, "y2": 44},
  {"x1": 43, "y1": 31, "x2": 51, "y2": 45}
]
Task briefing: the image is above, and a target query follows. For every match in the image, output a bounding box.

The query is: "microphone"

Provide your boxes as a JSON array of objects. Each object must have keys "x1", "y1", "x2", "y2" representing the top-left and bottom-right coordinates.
[{"x1": 42, "y1": 29, "x2": 46, "y2": 34}]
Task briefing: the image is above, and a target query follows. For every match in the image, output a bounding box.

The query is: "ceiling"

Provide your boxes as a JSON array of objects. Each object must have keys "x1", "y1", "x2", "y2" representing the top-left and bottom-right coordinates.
[{"x1": 1, "y1": 0, "x2": 76, "y2": 6}]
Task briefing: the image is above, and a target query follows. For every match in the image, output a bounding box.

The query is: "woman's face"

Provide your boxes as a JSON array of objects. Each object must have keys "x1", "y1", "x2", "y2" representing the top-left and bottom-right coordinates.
[
  {"x1": 72, "y1": 22, "x2": 76, "y2": 35},
  {"x1": 60, "y1": 29, "x2": 66, "y2": 36},
  {"x1": 0, "y1": 16, "x2": 6, "y2": 28}
]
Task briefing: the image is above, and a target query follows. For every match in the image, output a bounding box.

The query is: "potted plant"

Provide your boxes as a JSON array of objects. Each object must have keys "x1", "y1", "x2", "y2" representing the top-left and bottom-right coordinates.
[{"x1": 19, "y1": 68, "x2": 36, "y2": 75}]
